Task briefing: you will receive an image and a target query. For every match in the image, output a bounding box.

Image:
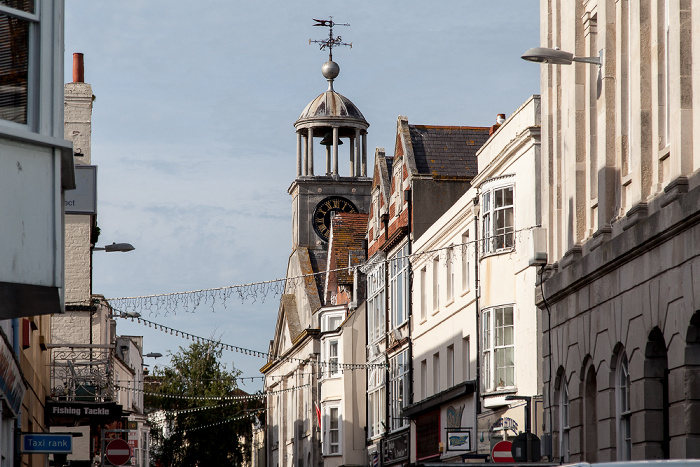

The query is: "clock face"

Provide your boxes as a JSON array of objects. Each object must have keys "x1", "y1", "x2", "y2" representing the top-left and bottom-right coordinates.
[{"x1": 313, "y1": 196, "x2": 359, "y2": 241}]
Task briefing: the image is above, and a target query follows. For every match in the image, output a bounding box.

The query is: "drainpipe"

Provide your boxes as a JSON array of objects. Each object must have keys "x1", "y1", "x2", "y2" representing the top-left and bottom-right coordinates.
[
  {"x1": 473, "y1": 193, "x2": 481, "y2": 430},
  {"x1": 405, "y1": 189, "x2": 413, "y2": 408},
  {"x1": 13, "y1": 318, "x2": 21, "y2": 467}
]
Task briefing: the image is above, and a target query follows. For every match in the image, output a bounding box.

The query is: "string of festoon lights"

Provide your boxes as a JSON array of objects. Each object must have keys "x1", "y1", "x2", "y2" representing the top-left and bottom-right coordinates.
[
  {"x1": 169, "y1": 412, "x2": 257, "y2": 436},
  {"x1": 113, "y1": 311, "x2": 385, "y2": 370},
  {"x1": 116, "y1": 372, "x2": 320, "y2": 385},
  {"x1": 100, "y1": 225, "x2": 540, "y2": 316},
  {"x1": 115, "y1": 383, "x2": 307, "y2": 401}
]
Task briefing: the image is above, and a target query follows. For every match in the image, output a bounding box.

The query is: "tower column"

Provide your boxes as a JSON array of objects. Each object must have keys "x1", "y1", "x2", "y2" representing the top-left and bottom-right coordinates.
[
  {"x1": 326, "y1": 145, "x2": 331, "y2": 175},
  {"x1": 362, "y1": 132, "x2": 367, "y2": 176},
  {"x1": 332, "y1": 126, "x2": 339, "y2": 175},
  {"x1": 349, "y1": 134, "x2": 356, "y2": 177},
  {"x1": 308, "y1": 127, "x2": 314, "y2": 175},
  {"x1": 296, "y1": 132, "x2": 302, "y2": 177},
  {"x1": 355, "y1": 129, "x2": 361, "y2": 176},
  {"x1": 302, "y1": 133, "x2": 309, "y2": 176}
]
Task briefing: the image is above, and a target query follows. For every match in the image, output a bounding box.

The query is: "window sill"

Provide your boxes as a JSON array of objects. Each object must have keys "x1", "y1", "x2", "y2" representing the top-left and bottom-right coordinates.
[
  {"x1": 480, "y1": 247, "x2": 515, "y2": 260},
  {"x1": 445, "y1": 297, "x2": 455, "y2": 307},
  {"x1": 432, "y1": 307, "x2": 440, "y2": 316}
]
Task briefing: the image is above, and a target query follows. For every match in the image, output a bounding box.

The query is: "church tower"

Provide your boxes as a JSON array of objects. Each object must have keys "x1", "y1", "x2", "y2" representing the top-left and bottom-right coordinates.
[{"x1": 289, "y1": 25, "x2": 371, "y2": 249}]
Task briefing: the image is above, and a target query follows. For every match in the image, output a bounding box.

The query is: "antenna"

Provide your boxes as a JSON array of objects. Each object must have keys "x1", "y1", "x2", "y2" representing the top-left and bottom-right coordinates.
[{"x1": 309, "y1": 16, "x2": 352, "y2": 61}]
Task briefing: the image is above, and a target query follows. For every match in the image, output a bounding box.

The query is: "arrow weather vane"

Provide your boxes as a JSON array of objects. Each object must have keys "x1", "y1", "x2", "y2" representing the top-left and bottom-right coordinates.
[{"x1": 309, "y1": 16, "x2": 352, "y2": 61}]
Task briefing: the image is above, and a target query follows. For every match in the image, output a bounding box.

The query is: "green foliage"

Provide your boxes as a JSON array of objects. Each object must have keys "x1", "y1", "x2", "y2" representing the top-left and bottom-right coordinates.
[{"x1": 146, "y1": 342, "x2": 259, "y2": 466}]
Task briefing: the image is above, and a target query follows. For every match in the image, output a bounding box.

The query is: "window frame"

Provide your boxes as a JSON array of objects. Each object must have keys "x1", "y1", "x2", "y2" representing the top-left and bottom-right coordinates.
[
  {"x1": 367, "y1": 263, "x2": 386, "y2": 344},
  {"x1": 616, "y1": 352, "x2": 631, "y2": 460},
  {"x1": 482, "y1": 305, "x2": 515, "y2": 391},
  {"x1": 389, "y1": 348, "x2": 410, "y2": 431},
  {"x1": 446, "y1": 245, "x2": 455, "y2": 302},
  {"x1": 461, "y1": 232, "x2": 470, "y2": 292},
  {"x1": 559, "y1": 376, "x2": 570, "y2": 462},
  {"x1": 390, "y1": 243, "x2": 409, "y2": 329},
  {"x1": 322, "y1": 403, "x2": 341, "y2": 456},
  {"x1": 367, "y1": 361, "x2": 385, "y2": 439},
  {"x1": 481, "y1": 184, "x2": 515, "y2": 254},
  {"x1": 0, "y1": 4, "x2": 38, "y2": 128},
  {"x1": 432, "y1": 256, "x2": 440, "y2": 312}
]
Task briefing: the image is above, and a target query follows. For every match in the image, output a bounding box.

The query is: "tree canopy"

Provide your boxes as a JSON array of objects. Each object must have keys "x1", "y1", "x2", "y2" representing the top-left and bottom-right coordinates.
[{"x1": 146, "y1": 342, "x2": 260, "y2": 466}]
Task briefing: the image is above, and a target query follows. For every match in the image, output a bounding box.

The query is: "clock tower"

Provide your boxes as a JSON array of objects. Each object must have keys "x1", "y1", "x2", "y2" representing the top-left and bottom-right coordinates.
[{"x1": 289, "y1": 54, "x2": 371, "y2": 249}]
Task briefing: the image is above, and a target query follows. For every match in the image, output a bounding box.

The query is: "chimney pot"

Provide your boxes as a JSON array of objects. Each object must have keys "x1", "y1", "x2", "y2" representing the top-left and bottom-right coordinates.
[
  {"x1": 73, "y1": 53, "x2": 84, "y2": 83},
  {"x1": 496, "y1": 113, "x2": 506, "y2": 124}
]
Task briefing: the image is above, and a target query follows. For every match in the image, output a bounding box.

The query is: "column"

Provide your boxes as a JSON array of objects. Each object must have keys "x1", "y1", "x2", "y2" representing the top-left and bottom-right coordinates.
[
  {"x1": 355, "y1": 129, "x2": 361, "y2": 176},
  {"x1": 362, "y1": 132, "x2": 367, "y2": 176},
  {"x1": 296, "y1": 132, "x2": 302, "y2": 177},
  {"x1": 302, "y1": 133, "x2": 308, "y2": 176},
  {"x1": 349, "y1": 135, "x2": 355, "y2": 177},
  {"x1": 326, "y1": 145, "x2": 331, "y2": 175},
  {"x1": 332, "y1": 126, "x2": 339, "y2": 175},
  {"x1": 308, "y1": 127, "x2": 314, "y2": 176}
]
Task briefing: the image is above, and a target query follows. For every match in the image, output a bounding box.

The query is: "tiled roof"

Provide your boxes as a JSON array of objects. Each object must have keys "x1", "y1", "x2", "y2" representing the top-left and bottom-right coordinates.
[
  {"x1": 409, "y1": 125, "x2": 490, "y2": 179},
  {"x1": 330, "y1": 212, "x2": 368, "y2": 285}
]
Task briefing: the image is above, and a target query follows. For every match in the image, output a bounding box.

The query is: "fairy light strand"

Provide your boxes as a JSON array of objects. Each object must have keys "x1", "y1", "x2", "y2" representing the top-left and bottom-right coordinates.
[
  {"x1": 72, "y1": 225, "x2": 540, "y2": 315},
  {"x1": 113, "y1": 311, "x2": 386, "y2": 370}
]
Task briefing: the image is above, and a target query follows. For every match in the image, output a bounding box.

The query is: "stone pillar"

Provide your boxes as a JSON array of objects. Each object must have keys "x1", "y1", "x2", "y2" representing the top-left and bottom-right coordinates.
[
  {"x1": 362, "y1": 132, "x2": 367, "y2": 176},
  {"x1": 326, "y1": 145, "x2": 331, "y2": 175},
  {"x1": 349, "y1": 135, "x2": 355, "y2": 177},
  {"x1": 308, "y1": 127, "x2": 314, "y2": 176},
  {"x1": 332, "y1": 126, "x2": 339, "y2": 175},
  {"x1": 355, "y1": 129, "x2": 361, "y2": 176},
  {"x1": 302, "y1": 134, "x2": 308, "y2": 176},
  {"x1": 296, "y1": 132, "x2": 302, "y2": 177}
]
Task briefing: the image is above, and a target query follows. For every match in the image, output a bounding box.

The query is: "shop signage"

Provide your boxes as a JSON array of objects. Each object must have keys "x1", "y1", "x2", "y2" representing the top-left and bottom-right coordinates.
[
  {"x1": 21, "y1": 433, "x2": 72, "y2": 454},
  {"x1": 0, "y1": 334, "x2": 26, "y2": 416},
  {"x1": 490, "y1": 417, "x2": 519, "y2": 437},
  {"x1": 45, "y1": 401, "x2": 122, "y2": 425},
  {"x1": 65, "y1": 165, "x2": 97, "y2": 214},
  {"x1": 445, "y1": 429, "x2": 471, "y2": 451},
  {"x1": 382, "y1": 431, "x2": 409, "y2": 464}
]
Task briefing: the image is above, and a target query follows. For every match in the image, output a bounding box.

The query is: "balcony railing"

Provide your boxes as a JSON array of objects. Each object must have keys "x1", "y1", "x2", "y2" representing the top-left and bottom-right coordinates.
[{"x1": 50, "y1": 347, "x2": 115, "y2": 402}]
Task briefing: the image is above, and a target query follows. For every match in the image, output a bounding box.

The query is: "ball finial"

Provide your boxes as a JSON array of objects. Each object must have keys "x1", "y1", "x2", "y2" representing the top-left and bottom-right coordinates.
[{"x1": 322, "y1": 60, "x2": 340, "y2": 80}]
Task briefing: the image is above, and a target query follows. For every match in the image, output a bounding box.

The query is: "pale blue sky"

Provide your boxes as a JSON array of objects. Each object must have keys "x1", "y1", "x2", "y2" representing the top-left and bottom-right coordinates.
[{"x1": 65, "y1": 1, "x2": 540, "y2": 390}]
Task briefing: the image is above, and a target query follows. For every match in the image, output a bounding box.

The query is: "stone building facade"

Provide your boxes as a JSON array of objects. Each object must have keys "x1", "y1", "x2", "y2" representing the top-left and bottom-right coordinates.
[{"x1": 538, "y1": 0, "x2": 700, "y2": 461}]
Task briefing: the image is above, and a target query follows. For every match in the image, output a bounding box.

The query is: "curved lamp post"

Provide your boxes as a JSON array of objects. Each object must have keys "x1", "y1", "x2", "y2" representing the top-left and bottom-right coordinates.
[
  {"x1": 521, "y1": 47, "x2": 601, "y2": 66},
  {"x1": 92, "y1": 242, "x2": 135, "y2": 252}
]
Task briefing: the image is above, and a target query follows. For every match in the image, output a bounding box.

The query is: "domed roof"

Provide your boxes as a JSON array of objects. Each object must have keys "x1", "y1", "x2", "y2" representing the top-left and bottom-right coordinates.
[
  {"x1": 296, "y1": 90, "x2": 367, "y2": 123},
  {"x1": 295, "y1": 59, "x2": 368, "y2": 129}
]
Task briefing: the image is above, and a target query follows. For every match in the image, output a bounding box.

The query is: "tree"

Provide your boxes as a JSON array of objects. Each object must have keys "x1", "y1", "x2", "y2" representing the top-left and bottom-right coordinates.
[{"x1": 146, "y1": 341, "x2": 259, "y2": 466}]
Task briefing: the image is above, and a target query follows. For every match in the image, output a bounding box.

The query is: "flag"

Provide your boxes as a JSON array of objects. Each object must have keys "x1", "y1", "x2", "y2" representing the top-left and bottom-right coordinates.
[{"x1": 315, "y1": 402, "x2": 321, "y2": 427}]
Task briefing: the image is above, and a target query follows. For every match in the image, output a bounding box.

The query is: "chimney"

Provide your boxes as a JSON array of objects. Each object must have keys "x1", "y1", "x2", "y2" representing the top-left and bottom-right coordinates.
[
  {"x1": 490, "y1": 113, "x2": 506, "y2": 136},
  {"x1": 73, "y1": 53, "x2": 84, "y2": 83}
]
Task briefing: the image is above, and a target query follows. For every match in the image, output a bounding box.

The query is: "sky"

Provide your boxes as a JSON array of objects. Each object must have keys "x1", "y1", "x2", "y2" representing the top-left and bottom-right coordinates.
[{"x1": 65, "y1": 1, "x2": 540, "y2": 392}]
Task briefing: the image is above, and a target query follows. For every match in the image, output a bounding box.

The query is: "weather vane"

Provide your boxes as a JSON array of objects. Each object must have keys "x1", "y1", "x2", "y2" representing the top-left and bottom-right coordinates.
[{"x1": 309, "y1": 16, "x2": 352, "y2": 61}]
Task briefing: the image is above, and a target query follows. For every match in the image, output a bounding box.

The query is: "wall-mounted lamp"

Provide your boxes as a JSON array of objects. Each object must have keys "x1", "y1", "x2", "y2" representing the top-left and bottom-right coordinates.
[
  {"x1": 92, "y1": 242, "x2": 135, "y2": 252},
  {"x1": 521, "y1": 47, "x2": 602, "y2": 67},
  {"x1": 145, "y1": 352, "x2": 163, "y2": 358}
]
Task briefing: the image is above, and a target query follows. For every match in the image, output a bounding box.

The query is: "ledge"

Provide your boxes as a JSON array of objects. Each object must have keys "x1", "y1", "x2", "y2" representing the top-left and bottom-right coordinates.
[{"x1": 402, "y1": 380, "x2": 476, "y2": 418}]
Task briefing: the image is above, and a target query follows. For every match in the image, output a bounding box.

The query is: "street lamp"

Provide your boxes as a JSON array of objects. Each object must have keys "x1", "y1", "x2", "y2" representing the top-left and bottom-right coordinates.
[
  {"x1": 92, "y1": 242, "x2": 135, "y2": 252},
  {"x1": 145, "y1": 352, "x2": 162, "y2": 358},
  {"x1": 521, "y1": 47, "x2": 602, "y2": 66}
]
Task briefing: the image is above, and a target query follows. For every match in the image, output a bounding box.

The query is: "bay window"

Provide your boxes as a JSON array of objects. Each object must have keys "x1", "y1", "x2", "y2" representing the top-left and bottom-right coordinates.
[
  {"x1": 482, "y1": 306, "x2": 515, "y2": 390},
  {"x1": 367, "y1": 263, "x2": 385, "y2": 344},
  {"x1": 367, "y1": 363, "x2": 385, "y2": 439},
  {"x1": 390, "y1": 243, "x2": 409, "y2": 328},
  {"x1": 323, "y1": 404, "x2": 341, "y2": 455},
  {"x1": 389, "y1": 349, "x2": 410, "y2": 430},
  {"x1": 482, "y1": 185, "x2": 514, "y2": 253}
]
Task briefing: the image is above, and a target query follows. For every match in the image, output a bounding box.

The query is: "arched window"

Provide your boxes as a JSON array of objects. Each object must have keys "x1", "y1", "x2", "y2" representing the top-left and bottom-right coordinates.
[
  {"x1": 616, "y1": 352, "x2": 631, "y2": 460},
  {"x1": 558, "y1": 374, "x2": 570, "y2": 462}
]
